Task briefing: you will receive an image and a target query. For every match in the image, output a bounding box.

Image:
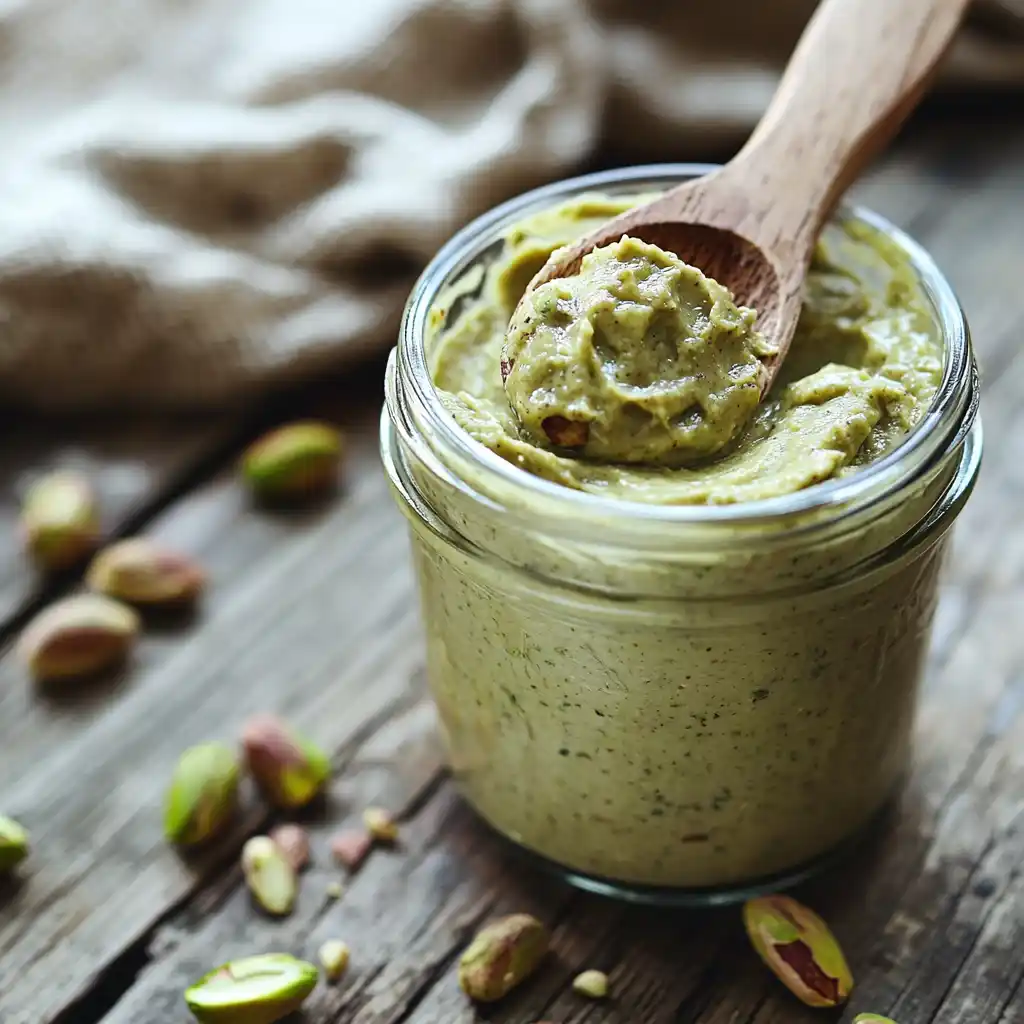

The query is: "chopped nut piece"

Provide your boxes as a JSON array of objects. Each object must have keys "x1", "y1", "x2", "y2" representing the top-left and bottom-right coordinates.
[
  {"x1": 330, "y1": 830, "x2": 372, "y2": 871},
  {"x1": 362, "y1": 807, "x2": 398, "y2": 844},
  {"x1": 572, "y1": 969, "x2": 609, "y2": 999},
  {"x1": 318, "y1": 939, "x2": 350, "y2": 982},
  {"x1": 326, "y1": 881, "x2": 345, "y2": 899}
]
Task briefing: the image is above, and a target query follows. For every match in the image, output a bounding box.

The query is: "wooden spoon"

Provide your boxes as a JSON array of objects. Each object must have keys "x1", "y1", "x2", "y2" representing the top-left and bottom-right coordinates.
[{"x1": 521, "y1": 0, "x2": 971, "y2": 395}]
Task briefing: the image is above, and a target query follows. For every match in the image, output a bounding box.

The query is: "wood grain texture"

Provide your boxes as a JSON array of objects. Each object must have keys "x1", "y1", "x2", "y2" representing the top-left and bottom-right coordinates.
[{"x1": 0, "y1": 114, "x2": 1022, "y2": 1024}]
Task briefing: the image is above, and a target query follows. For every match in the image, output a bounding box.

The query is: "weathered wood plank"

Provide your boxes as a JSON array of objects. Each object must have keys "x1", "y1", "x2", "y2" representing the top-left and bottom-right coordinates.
[{"x1": 0, "y1": 413, "x2": 232, "y2": 628}]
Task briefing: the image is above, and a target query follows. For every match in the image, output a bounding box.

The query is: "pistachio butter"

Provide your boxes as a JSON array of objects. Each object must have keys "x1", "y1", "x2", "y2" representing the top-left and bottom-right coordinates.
[
  {"x1": 431, "y1": 194, "x2": 943, "y2": 504},
  {"x1": 385, "y1": 179, "x2": 978, "y2": 893}
]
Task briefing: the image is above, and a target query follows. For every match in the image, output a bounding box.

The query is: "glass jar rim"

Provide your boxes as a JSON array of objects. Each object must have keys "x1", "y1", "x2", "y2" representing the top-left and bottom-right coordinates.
[{"x1": 394, "y1": 163, "x2": 979, "y2": 529}]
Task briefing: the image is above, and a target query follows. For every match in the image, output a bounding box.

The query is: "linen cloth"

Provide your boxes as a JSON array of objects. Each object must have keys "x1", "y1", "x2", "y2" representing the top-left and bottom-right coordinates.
[{"x1": 0, "y1": 0, "x2": 1021, "y2": 411}]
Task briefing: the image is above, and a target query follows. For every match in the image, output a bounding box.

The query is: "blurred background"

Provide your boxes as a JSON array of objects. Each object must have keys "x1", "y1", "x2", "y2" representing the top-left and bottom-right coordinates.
[{"x1": 0, "y1": 0, "x2": 1021, "y2": 414}]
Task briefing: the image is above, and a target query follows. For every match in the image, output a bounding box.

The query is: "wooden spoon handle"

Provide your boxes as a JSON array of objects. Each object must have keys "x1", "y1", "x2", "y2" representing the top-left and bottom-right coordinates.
[{"x1": 724, "y1": 0, "x2": 971, "y2": 249}]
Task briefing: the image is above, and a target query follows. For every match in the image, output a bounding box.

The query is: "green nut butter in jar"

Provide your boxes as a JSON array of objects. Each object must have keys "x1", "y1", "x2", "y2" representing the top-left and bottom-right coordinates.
[{"x1": 381, "y1": 165, "x2": 981, "y2": 903}]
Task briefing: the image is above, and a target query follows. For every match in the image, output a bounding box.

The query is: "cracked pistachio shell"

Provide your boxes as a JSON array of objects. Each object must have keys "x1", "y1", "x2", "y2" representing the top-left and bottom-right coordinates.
[
  {"x1": 87, "y1": 538, "x2": 205, "y2": 605},
  {"x1": 743, "y1": 895, "x2": 853, "y2": 1007},
  {"x1": 21, "y1": 471, "x2": 100, "y2": 570},
  {"x1": 242, "y1": 714, "x2": 330, "y2": 810},
  {"x1": 458, "y1": 913, "x2": 549, "y2": 1002},
  {"x1": 164, "y1": 743, "x2": 240, "y2": 846},
  {"x1": 19, "y1": 594, "x2": 139, "y2": 683},
  {"x1": 184, "y1": 953, "x2": 318, "y2": 1024},
  {"x1": 0, "y1": 815, "x2": 29, "y2": 871},
  {"x1": 241, "y1": 422, "x2": 342, "y2": 501}
]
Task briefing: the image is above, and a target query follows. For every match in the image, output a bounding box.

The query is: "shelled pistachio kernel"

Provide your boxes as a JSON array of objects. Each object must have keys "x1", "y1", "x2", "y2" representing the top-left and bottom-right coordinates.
[
  {"x1": 242, "y1": 836, "x2": 298, "y2": 917},
  {"x1": 164, "y1": 742, "x2": 240, "y2": 847},
  {"x1": 241, "y1": 422, "x2": 343, "y2": 501},
  {"x1": 242, "y1": 714, "x2": 330, "y2": 810},
  {"x1": 184, "y1": 953, "x2": 318, "y2": 1024},
  {"x1": 20, "y1": 470, "x2": 100, "y2": 570}
]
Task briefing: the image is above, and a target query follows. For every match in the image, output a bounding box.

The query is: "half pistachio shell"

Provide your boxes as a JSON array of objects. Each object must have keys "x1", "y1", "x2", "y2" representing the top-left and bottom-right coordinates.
[
  {"x1": 184, "y1": 953, "x2": 318, "y2": 1024},
  {"x1": 743, "y1": 895, "x2": 853, "y2": 1007},
  {"x1": 164, "y1": 742, "x2": 240, "y2": 847}
]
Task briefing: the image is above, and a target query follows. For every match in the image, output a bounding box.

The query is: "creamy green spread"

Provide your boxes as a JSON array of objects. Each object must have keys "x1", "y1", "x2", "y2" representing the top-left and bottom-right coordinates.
[{"x1": 430, "y1": 194, "x2": 943, "y2": 504}]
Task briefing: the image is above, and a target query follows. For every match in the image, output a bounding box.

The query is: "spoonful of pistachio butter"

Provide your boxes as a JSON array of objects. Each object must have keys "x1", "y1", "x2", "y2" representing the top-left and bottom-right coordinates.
[
  {"x1": 500, "y1": 235, "x2": 777, "y2": 465},
  {"x1": 428, "y1": 194, "x2": 942, "y2": 506}
]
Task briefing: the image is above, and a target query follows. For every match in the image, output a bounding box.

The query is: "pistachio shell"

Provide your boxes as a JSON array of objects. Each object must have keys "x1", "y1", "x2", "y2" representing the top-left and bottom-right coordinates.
[
  {"x1": 242, "y1": 714, "x2": 330, "y2": 809},
  {"x1": 241, "y1": 422, "x2": 342, "y2": 501},
  {"x1": 19, "y1": 594, "x2": 139, "y2": 683},
  {"x1": 0, "y1": 815, "x2": 29, "y2": 871},
  {"x1": 164, "y1": 743, "x2": 239, "y2": 846},
  {"x1": 87, "y1": 538, "x2": 205, "y2": 605},
  {"x1": 21, "y1": 471, "x2": 100, "y2": 570},
  {"x1": 459, "y1": 913, "x2": 549, "y2": 1002},
  {"x1": 743, "y1": 895, "x2": 853, "y2": 1007},
  {"x1": 184, "y1": 953, "x2": 318, "y2": 1024}
]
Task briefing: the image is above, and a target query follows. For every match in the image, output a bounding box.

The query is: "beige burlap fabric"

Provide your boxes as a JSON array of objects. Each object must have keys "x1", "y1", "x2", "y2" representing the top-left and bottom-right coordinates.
[{"x1": 0, "y1": 0, "x2": 1020, "y2": 411}]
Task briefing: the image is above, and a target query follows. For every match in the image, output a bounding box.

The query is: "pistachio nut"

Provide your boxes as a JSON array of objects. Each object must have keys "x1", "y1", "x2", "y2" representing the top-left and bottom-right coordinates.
[
  {"x1": 164, "y1": 743, "x2": 240, "y2": 847},
  {"x1": 330, "y1": 830, "x2": 371, "y2": 871},
  {"x1": 363, "y1": 807, "x2": 398, "y2": 844},
  {"x1": 572, "y1": 969, "x2": 609, "y2": 999},
  {"x1": 242, "y1": 714, "x2": 330, "y2": 810},
  {"x1": 743, "y1": 895, "x2": 853, "y2": 1007},
  {"x1": 458, "y1": 913, "x2": 549, "y2": 1003},
  {"x1": 0, "y1": 815, "x2": 29, "y2": 871},
  {"x1": 318, "y1": 939, "x2": 350, "y2": 982},
  {"x1": 21, "y1": 470, "x2": 100, "y2": 571},
  {"x1": 854, "y1": 1016, "x2": 899, "y2": 1024},
  {"x1": 242, "y1": 836, "x2": 297, "y2": 916},
  {"x1": 325, "y1": 881, "x2": 345, "y2": 899},
  {"x1": 19, "y1": 594, "x2": 140, "y2": 683},
  {"x1": 241, "y1": 422, "x2": 343, "y2": 502},
  {"x1": 184, "y1": 953, "x2": 318, "y2": 1024},
  {"x1": 87, "y1": 538, "x2": 205, "y2": 606},
  {"x1": 269, "y1": 823, "x2": 310, "y2": 872}
]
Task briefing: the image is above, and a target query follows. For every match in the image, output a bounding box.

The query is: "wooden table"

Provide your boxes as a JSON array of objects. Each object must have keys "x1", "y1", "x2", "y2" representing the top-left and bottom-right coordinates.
[{"x1": 2, "y1": 110, "x2": 1022, "y2": 1024}]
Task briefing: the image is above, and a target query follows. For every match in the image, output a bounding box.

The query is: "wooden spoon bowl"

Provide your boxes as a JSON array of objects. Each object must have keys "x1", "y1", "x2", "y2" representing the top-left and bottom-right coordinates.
[{"x1": 522, "y1": 0, "x2": 972, "y2": 395}]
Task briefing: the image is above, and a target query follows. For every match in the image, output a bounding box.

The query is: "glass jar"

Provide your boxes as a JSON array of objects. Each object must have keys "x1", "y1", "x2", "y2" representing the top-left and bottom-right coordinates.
[{"x1": 380, "y1": 164, "x2": 981, "y2": 905}]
